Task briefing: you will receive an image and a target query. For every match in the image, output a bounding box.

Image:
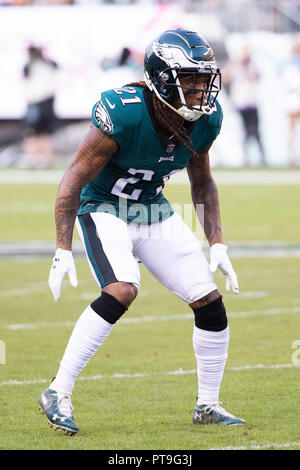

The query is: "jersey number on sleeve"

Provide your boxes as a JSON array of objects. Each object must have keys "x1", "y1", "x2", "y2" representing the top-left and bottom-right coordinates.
[{"x1": 113, "y1": 87, "x2": 142, "y2": 106}]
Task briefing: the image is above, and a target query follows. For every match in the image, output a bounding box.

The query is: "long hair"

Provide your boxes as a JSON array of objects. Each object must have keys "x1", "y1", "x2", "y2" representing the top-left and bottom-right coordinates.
[{"x1": 124, "y1": 81, "x2": 198, "y2": 158}]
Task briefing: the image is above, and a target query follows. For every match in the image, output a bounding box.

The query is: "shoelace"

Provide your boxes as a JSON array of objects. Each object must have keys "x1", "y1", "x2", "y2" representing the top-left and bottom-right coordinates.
[
  {"x1": 57, "y1": 394, "x2": 74, "y2": 417},
  {"x1": 201, "y1": 403, "x2": 235, "y2": 418}
]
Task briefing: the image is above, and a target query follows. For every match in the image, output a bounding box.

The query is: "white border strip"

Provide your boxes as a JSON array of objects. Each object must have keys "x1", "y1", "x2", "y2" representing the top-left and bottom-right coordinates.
[{"x1": 1, "y1": 363, "x2": 299, "y2": 387}]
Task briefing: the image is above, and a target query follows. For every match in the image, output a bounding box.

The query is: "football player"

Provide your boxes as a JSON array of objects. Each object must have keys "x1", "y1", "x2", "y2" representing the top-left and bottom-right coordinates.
[{"x1": 39, "y1": 29, "x2": 244, "y2": 435}]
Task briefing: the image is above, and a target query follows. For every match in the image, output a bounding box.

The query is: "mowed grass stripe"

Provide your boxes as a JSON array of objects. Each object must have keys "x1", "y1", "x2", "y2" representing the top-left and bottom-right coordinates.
[{"x1": 1, "y1": 183, "x2": 300, "y2": 243}]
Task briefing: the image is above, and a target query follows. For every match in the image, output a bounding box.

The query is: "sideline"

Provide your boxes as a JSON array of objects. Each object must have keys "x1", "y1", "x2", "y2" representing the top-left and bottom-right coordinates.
[
  {"x1": 0, "y1": 168, "x2": 300, "y2": 185},
  {"x1": 1, "y1": 241, "x2": 300, "y2": 258}
]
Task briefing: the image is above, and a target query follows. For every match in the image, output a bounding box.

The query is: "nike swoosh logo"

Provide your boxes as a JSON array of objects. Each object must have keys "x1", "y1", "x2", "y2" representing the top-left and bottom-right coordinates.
[{"x1": 105, "y1": 98, "x2": 115, "y2": 109}]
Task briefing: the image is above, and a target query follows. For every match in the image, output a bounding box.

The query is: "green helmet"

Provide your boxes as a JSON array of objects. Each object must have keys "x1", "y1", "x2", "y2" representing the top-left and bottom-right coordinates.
[{"x1": 144, "y1": 28, "x2": 221, "y2": 121}]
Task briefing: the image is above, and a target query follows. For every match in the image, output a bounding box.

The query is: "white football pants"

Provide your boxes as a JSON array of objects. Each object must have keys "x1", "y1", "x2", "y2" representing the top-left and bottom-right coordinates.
[{"x1": 76, "y1": 211, "x2": 217, "y2": 304}]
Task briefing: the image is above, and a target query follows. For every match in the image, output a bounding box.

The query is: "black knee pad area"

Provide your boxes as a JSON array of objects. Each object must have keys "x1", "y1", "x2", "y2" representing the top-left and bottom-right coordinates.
[
  {"x1": 91, "y1": 291, "x2": 127, "y2": 324},
  {"x1": 193, "y1": 296, "x2": 228, "y2": 332}
]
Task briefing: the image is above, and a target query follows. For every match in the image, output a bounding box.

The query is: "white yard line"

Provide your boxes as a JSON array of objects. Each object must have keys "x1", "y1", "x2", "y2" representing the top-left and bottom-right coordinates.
[
  {"x1": 229, "y1": 306, "x2": 300, "y2": 318},
  {"x1": 1, "y1": 241, "x2": 300, "y2": 258},
  {"x1": 0, "y1": 363, "x2": 299, "y2": 387},
  {"x1": 2, "y1": 307, "x2": 300, "y2": 331},
  {"x1": 0, "y1": 170, "x2": 64, "y2": 184},
  {"x1": 170, "y1": 170, "x2": 300, "y2": 185},
  {"x1": 0, "y1": 279, "x2": 95, "y2": 297},
  {"x1": 0, "y1": 202, "x2": 52, "y2": 214},
  {"x1": 0, "y1": 287, "x2": 271, "y2": 300},
  {"x1": 235, "y1": 291, "x2": 268, "y2": 298}
]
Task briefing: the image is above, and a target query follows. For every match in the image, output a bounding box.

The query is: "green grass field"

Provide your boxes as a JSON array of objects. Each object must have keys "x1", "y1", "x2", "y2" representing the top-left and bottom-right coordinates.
[{"x1": 1, "y1": 177, "x2": 300, "y2": 450}]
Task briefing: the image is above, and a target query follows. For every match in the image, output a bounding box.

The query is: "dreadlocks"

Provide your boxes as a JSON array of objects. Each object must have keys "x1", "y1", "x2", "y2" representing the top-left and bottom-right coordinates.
[{"x1": 124, "y1": 81, "x2": 199, "y2": 158}]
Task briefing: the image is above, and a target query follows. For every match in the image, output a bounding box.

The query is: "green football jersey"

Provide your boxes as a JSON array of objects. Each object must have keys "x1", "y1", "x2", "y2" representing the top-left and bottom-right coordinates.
[{"x1": 78, "y1": 86, "x2": 223, "y2": 224}]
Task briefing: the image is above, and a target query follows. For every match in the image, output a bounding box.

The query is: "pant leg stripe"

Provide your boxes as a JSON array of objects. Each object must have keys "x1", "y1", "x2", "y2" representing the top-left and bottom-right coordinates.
[{"x1": 78, "y1": 213, "x2": 118, "y2": 287}]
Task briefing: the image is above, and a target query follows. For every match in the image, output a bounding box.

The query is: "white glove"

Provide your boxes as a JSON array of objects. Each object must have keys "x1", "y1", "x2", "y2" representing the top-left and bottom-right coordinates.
[
  {"x1": 210, "y1": 243, "x2": 239, "y2": 294},
  {"x1": 48, "y1": 248, "x2": 78, "y2": 301}
]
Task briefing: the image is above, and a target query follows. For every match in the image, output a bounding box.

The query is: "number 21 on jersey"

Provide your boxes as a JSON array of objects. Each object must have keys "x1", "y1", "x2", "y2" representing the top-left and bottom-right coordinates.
[{"x1": 113, "y1": 87, "x2": 142, "y2": 106}]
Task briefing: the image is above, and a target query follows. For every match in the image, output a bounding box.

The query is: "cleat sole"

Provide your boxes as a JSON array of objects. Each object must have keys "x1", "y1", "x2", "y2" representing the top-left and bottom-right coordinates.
[
  {"x1": 192, "y1": 414, "x2": 245, "y2": 427},
  {"x1": 193, "y1": 420, "x2": 244, "y2": 426},
  {"x1": 47, "y1": 419, "x2": 77, "y2": 435}
]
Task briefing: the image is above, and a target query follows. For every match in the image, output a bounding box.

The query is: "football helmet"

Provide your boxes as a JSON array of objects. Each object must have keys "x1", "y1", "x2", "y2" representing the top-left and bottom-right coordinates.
[{"x1": 144, "y1": 28, "x2": 221, "y2": 121}]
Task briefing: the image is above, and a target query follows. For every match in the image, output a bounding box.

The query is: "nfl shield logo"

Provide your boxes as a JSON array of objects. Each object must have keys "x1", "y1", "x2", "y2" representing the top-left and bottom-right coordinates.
[{"x1": 166, "y1": 143, "x2": 175, "y2": 153}]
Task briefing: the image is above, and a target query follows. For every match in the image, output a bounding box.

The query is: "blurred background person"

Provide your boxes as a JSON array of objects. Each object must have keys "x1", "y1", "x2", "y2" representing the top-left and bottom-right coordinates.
[
  {"x1": 223, "y1": 45, "x2": 266, "y2": 167},
  {"x1": 22, "y1": 45, "x2": 58, "y2": 168},
  {"x1": 282, "y1": 37, "x2": 300, "y2": 167},
  {"x1": 99, "y1": 46, "x2": 143, "y2": 90},
  {"x1": 0, "y1": 0, "x2": 30, "y2": 5}
]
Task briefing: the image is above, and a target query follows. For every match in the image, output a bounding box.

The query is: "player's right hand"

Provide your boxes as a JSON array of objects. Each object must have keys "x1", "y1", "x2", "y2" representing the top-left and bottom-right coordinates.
[
  {"x1": 48, "y1": 248, "x2": 78, "y2": 301},
  {"x1": 209, "y1": 243, "x2": 239, "y2": 295}
]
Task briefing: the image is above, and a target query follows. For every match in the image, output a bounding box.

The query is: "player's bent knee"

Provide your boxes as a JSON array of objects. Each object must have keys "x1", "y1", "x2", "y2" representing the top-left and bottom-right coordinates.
[
  {"x1": 103, "y1": 281, "x2": 138, "y2": 307},
  {"x1": 90, "y1": 291, "x2": 128, "y2": 324},
  {"x1": 192, "y1": 296, "x2": 228, "y2": 332},
  {"x1": 189, "y1": 289, "x2": 221, "y2": 309}
]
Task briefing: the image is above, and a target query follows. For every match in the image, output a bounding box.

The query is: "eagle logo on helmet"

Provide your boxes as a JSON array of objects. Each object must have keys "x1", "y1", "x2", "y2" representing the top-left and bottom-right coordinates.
[
  {"x1": 152, "y1": 42, "x2": 173, "y2": 61},
  {"x1": 152, "y1": 41, "x2": 217, "y2": 72},
  {"x1": 152, "y1": 41, "x2": 199, "y2": 68}
]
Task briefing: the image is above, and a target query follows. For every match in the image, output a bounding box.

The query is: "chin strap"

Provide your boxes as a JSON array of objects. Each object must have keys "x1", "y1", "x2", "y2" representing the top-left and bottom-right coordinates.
[
  {"x1": 177, "y1": 103, "x2": 216, "y2": 121},
  {"x1": 177, "y1": 105, "x2": 204, "y2": 121}
]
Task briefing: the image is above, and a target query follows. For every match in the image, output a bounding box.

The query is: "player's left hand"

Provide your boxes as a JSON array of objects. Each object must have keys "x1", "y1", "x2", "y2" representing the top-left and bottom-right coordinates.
[{"x1": 209, "y1": 243, "x2": 239, "y2": 294}]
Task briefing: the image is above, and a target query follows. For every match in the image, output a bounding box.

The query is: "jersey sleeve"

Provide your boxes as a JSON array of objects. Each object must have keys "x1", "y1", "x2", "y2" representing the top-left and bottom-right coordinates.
[
  {"x1": 91, "y1": 88, "x2": 142, "y2": 152},
  {"x1": 92, "y1": 89, "x2": 123, "y2": 147}
]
